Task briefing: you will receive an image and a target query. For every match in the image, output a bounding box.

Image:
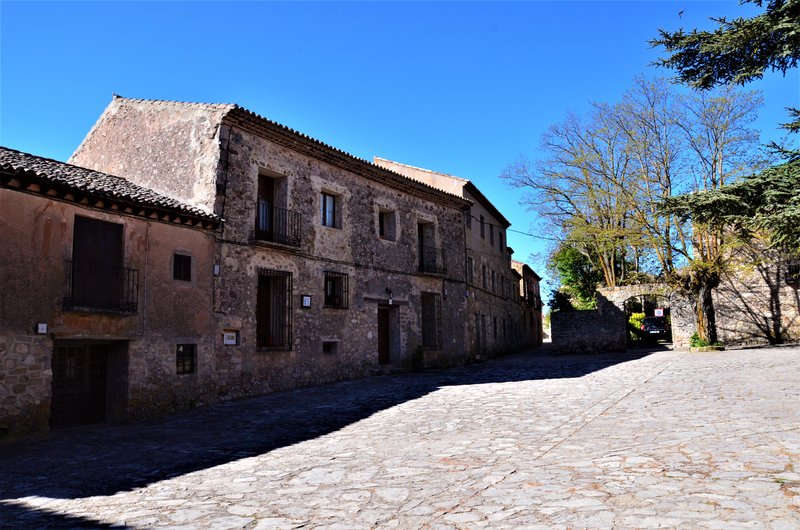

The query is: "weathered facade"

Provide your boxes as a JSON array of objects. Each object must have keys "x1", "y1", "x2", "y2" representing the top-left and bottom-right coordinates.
[
  {"x1": 374, "y1": 158, "x2": 542, "y2": 358},
  {"x1": 713, "y1": 246, "x2": 800, "y2": 346},
  {"x1": 512, "y1": 260, "x2": 544, "y2": 348},
  {"x1": 0, "y1": 147, "x2": 220, "y2": 442},
  {"x1": 70, "y1": 97, "x2": 475, "y2": 399}
]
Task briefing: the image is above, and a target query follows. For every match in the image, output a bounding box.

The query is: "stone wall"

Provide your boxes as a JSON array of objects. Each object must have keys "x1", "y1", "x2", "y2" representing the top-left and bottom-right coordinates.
[
  {"x1": 713, "y1": 247, "x2": 800, "y2": 346},
  {"x1": 551, "y1": 294, "x2": 627, "y2": 354},
  {"x1": 209, "y1": 122, "x2": 469, "y2": 395},
  {"x1": 70, "y1": 97, "x2": 227, "y2": 214},
  {"x1": 550, "y1": 285, "x2": 696, "y2": 354}
]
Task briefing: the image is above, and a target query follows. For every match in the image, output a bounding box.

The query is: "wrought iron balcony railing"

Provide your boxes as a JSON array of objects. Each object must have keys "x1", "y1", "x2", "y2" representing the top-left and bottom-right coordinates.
[
  {"x1": 418, "y1": 245, "x2": 447, "y2": 275},
  {"x1": 255, "y1": 199, "x2": 302, "y2": 247},
  {"x1": 64, "y1": 259, "x2": 138, "y2": 313}
]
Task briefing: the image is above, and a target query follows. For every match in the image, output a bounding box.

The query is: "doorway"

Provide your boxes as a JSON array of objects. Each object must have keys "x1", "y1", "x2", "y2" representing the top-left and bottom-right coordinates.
[
  {"x1": 377, "y1": 304, "x2": 399, "y2": 365},
  {"x1": 51, "y1": 341, "x2": 128, "y2": 427}
]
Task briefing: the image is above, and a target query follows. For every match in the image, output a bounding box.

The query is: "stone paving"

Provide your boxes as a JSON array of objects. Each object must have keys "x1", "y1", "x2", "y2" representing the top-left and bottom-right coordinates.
[{"x1": 1, "y1": 346, "x2": 799, "y2": 529}]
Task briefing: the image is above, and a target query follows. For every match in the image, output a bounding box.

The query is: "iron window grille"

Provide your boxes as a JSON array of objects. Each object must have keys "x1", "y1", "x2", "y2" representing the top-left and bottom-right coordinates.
[
  {"x1": 257, "y1": 268, "x2": 293, "y2": 351},
  {"x1": 418, "y1": 245, "x2": 447, "y2": 274},
  {"x1": 421, "y1": 292, "x2": 443, "y2": 350},
  {"x1": 176, "y1": 344, "x2": 196, "y2": 374},
  {"x1": 173, "y1": 254, "x2": 192, "y2": 281},
  {"x1": 324, "y1": 271, "x2": 349, "y2": 309},
  {"x1": 255, "y1": 199, "x2": 302, "y2": 247}
]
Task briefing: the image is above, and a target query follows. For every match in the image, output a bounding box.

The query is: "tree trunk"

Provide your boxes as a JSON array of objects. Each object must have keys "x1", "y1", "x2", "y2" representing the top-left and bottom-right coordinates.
[{"x1": 695, "y1": 280, "x2": 718, "y2": 344}]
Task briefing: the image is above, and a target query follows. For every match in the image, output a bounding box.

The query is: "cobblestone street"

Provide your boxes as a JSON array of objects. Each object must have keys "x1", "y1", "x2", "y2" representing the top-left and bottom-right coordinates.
[{"x1": 1, "y1": 346, "x2": 799, "y2": 529}]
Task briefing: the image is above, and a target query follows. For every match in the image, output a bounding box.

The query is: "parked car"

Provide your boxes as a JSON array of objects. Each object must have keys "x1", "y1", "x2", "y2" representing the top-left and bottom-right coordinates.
[{"x1": 641, "y1": 316, "x2": 670, "y2": 341}]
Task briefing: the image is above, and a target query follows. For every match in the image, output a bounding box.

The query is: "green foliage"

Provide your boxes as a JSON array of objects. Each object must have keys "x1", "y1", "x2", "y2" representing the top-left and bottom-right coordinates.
[
  {"x1": 690, "y1": 331, "x2": 724, "y2": 348},
  {"x1": 652, "y1": 0, "x2": 800, "y2": 89},
  {"x1": 690, "y1": 332, "x2": 710, "y2": 348},
  {"x1": 628, "y1": 312, "x2": 646, "y2": 342},
  {"x1": 548, "y1": 244, "x2": 602, "y2": 309},
  {"x1": 663, "y1": 157, "x2": 800, "y2": 249}
]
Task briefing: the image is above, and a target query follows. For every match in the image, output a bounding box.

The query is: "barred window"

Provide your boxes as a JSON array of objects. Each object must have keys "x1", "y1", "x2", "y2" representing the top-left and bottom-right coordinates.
[
  {"x1": 421, "y1": 292, "x2": 443, "y2": 350},
  {"x1": 176, "y1": 344, "x2": 196, "y2": 374},
  {"x1": 324, "y1": 271, "x2": 349, "y2": 309},
  {"x1": 257, "y1": 268, "x2": 293, "y2": 351}
]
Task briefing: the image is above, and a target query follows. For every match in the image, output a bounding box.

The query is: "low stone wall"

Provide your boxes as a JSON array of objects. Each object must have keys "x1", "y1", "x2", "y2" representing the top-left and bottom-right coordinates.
[
  {"x1": 551, "y1": 294, "x2": 626, "y2": 354},
  {"x1": 714, "y1": 252, "x2": 800, "y2": 346}
]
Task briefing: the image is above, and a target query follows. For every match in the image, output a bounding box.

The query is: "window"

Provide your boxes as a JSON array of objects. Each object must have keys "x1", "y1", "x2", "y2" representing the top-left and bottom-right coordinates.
[
  {"x1": 491, "y1": 270, "x2": 496, "y2": 293},
  {"x1": 482, "y1": 265, "x2": 487, "y2": 289},
  {"x1": 466, "y1": 256, "x2": 474, "y2": 284},
  {"x1": 321, "y1": 192, "x2": 338, "y2": 228},
  {"x1": 324, "y1": 271, "x2": 349, "y2": 309},
  {"x1": 493, "y1": 317, "x2": 498, "y2": 340},
  {"x1": 173, "y1": 253, "x2": 191, "y2": 282},
  {"x1": 257, "y1": 269, "x2": 293, "y2": 350},
  {"x1": 176, "y1": 344, "x2": 196, "y2": 374},
  {"x1": 421, "y1": 292, "x2": 442, "y2": 350},
  {"x1": 255, "y1": 174, "x2": 300, "y2": 246},
  {"x1": 379, "y1": 209, "x2": 396, "y2": 241},
  {"x1": 490, "y1": 224, "x2": 494, "y2": 245},
  {"x1": 66, "y1": 216, "x2": 138, "y2": 312},
  {"x1": 480, "y1": 215, "x2": 485, "y2": 239},
  {"x1": 499, "y1": 232, "x2": 504, "y2": 250},
  {"x1": 322, "y1": 341, "x2": 338, "y2": 354},
  {"x1": 465, "y1": 210, "x2": 472, "y2": 230}
]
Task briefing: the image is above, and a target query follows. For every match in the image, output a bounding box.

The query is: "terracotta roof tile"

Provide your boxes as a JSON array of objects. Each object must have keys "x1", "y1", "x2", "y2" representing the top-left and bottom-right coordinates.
[{"x1": 0, "y1": 146, "x2": 221, "y2": 224}]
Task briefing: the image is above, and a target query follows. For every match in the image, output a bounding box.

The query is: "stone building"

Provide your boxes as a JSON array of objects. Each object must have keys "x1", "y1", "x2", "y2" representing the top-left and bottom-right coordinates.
[
  {"x1": 512, "y1": 260, "x2": 544, "y2": 348},
  {"x1": 0, "y1": 146, "x2": 220, "y2": 441},
  {"x1": 69, "y1": 96, "x2": 474, "y2": 401},
  {"x1": 373, "y1": 158, "x2": 538, "y2": 358}
]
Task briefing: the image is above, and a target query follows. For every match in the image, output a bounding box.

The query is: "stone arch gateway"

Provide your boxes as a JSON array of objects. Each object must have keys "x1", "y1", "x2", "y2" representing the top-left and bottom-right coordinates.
[{"x1": 551, "y1": 283, "x2": 694, "y2": 354}]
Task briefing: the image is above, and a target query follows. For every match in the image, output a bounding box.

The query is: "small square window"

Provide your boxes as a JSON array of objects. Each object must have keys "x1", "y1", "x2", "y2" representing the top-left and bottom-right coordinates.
[
  {"x1": 322, "y1": 341, "x2": 338, "y2": 354},
  {"x1": 321, "y1": 192, "x2": 338, "y2": 228},
  {"x1": 176, "y1": 344, "x2": 196, "y2": 374},
  {"x1": 174, "y1": 254, "x2": 192, "y2": 282},
  {"x1": 324, "y1": 271, "x2": 349, "y2": 309}
]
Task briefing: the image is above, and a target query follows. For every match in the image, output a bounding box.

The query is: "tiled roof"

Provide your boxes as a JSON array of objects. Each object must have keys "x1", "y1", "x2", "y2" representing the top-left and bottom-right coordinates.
[
  {"x1": 107, "y1": 96, "x2": 472, "y2": 210},
  {"x1": 0, "y1": 146, "x2": 221, "y2": 227}
]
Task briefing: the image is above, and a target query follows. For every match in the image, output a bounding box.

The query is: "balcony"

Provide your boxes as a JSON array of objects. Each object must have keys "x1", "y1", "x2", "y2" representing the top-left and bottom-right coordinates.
[
  {"x1": 418, "y1": 245, "x2": 447, "y2": 275},
  {"x1": 255, "y1": 199, "x2": 301, "y2": 247},
  {"x1": 64, "y1": 259, "x2": 138, "y2": 313}
]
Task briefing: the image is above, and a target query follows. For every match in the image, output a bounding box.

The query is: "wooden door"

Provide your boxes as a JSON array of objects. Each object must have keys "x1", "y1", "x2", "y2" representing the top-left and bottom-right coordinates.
[
  {"x1": 51, "y1": 343, "x2": 108, "y2": 427},
  {"x1": 378, "y1": 306, "x2": 391, "y2": 365}
]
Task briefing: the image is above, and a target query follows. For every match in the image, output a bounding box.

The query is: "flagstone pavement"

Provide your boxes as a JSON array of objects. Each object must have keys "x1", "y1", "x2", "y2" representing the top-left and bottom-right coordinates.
[{"x1": 1, "y1": 345, "x2": 799, "y2": 529}]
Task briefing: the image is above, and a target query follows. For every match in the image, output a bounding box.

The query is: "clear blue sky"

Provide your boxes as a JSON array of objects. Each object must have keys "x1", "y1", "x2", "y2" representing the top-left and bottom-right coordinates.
[{"x1": 2, "y1": 1, "x2": 798, "y2": 295}]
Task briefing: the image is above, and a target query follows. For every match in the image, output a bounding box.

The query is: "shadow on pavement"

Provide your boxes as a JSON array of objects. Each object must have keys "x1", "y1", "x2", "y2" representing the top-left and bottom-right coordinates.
[{"x1": 0, "y1": 347, "x2": 658, "y2": 526}]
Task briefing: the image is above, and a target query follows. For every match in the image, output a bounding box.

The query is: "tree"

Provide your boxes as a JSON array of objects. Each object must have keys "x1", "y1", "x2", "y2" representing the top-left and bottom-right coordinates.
[
  {"x1": 651, "y1": 0, "x2": 800, "y2": 90},
  {"x1": 653, "y1": 0, "x2": 800, "y2": 341},
  {"x1": 504, "y1": 78, "x2": 763, "y2": 343},
  {"x1": 663, "y1": 156, "x2": 800, "y2": 248},
  {"x1": 547, "y1": 244, "x2": 604, "y2": 309}
]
